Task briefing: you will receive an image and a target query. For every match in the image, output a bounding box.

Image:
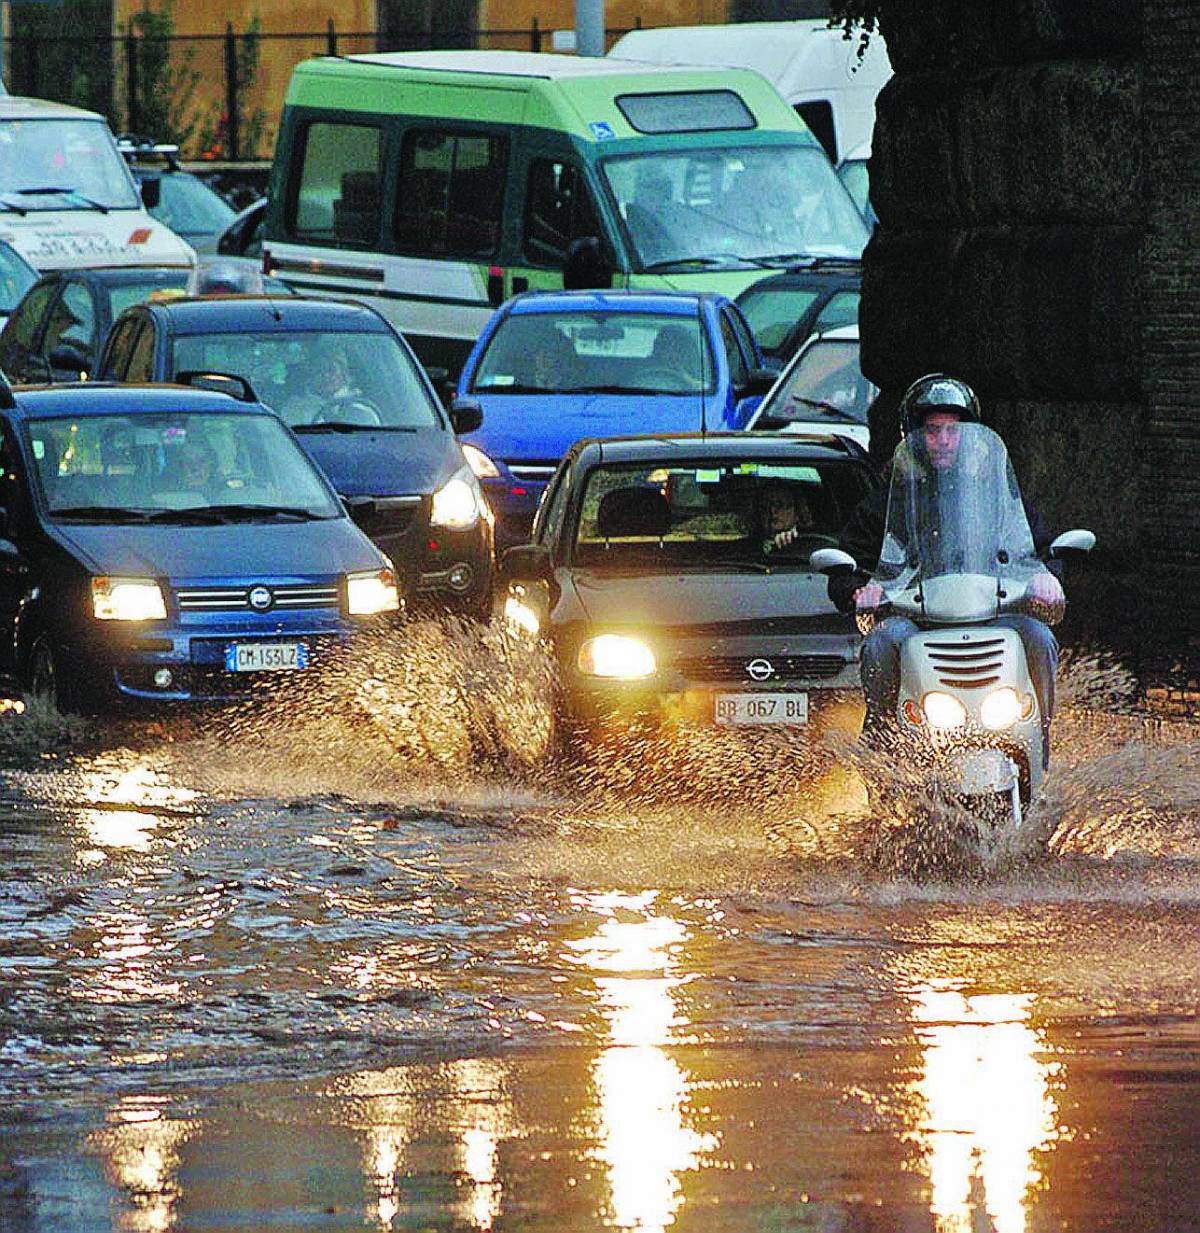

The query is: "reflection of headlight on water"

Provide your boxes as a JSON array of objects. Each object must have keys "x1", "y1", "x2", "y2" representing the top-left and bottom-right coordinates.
[
  {"x1": 578, "y1": 634, "x2": 656, "y2": 680},
  {"x1": 503, "y1": 592, "x2": 541, "y2": 637},
  {"x1": 922, "y1": 690, "x2": 967, "y2": 729}
]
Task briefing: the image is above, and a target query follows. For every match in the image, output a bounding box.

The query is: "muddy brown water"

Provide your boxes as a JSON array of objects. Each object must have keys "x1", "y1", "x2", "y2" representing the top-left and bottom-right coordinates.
[{"x1": 1, "y1": 631, "x2": 1198, "y2": 1232}]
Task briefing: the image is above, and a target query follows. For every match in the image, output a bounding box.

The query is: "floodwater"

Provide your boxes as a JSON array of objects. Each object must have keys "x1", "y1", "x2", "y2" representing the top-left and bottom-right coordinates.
[{"x1": 1, "y1": 624, "x2": 1199, "y2": 1232}]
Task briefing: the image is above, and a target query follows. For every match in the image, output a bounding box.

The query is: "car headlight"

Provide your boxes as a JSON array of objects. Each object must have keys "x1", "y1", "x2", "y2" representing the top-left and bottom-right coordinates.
[
  {"x1": 92, "y1": 576, "x2": 166, "y2": 621},
  {"x1": 461, "y1": 442, "x2": 500, "y2": 479},
  {"x1": 431, "y1": 465, "x2": 482, "y2": 529},
  {"x1": 577, "y1": 634, "x2": 656, "y2": 680},
  {"x1": 347, "y1": 568, "x2": 401, "y2": 617},
  {"x1": 980, "y1": 686, "x2": 1022, "y2": 730},
  {"x1": 922, "y1": 690, "x2": 967, "y2": 730}
]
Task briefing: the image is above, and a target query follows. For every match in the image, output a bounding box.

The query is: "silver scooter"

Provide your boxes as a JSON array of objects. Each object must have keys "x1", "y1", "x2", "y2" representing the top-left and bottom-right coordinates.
[{"x1": 812, "y1": 422, "x2": 1094, "y2": 827}]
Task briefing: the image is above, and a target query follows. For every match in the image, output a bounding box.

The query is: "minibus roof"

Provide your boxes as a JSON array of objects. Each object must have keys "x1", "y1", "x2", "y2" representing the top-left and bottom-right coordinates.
[{"x1": 286, "y1": 50, "x2": 810, "y2": 143}]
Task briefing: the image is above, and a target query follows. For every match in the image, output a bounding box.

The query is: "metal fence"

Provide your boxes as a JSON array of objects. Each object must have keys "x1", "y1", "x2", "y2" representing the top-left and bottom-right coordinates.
[{"x1": 2, "y1": 20, "x2": 643, "y2": 161}]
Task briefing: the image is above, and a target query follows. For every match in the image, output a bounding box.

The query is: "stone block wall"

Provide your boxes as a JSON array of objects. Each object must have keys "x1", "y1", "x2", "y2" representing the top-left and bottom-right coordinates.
[{"x1": 860, "y1": 0, "x2": 1199, "y2": 685}]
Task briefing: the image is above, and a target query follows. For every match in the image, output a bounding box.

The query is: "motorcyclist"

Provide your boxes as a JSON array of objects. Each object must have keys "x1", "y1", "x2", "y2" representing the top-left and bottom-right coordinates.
[{"x1": 830, "y1": 374, "x2": 1065, "y2": 756}]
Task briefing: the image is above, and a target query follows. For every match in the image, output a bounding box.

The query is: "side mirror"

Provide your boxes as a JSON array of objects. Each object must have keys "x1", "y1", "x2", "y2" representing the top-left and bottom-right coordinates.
[
  {"x1": 1048, "y1": 528, "x2": 1096, "y2": 557},
  {"x1": 140, "y1": 177, "x2": 162, "y2": 210},
  {"x1": 343, "y1": 495, "x2": 376, "y2": 525},
  {"x1": 450, "y1": 396, "x2": 483, "y2": 435},
  {"x1": 752, "y1": 411, "x2": 793, "y2": 432},
  {"x1": 48, "y1": 343, "x2": 91, "y2": 377},
  {"x1": 809, "y1": 547, "x2": 858, "y2": 575},
  {"x1": 741, "y1": 367, "x2": 778, "y2": 399},
  {"x1": 563, "y1": 235, "x2": 613, "y2": 291},
  {"x1": 501, "y1": 543, "x2": 553, "y2": 585}
]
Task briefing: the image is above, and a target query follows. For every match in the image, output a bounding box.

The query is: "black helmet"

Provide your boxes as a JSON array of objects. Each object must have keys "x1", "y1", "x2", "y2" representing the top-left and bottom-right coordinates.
[{"x1": 898, "y1": 373, "x2": 981, "y2": 437}]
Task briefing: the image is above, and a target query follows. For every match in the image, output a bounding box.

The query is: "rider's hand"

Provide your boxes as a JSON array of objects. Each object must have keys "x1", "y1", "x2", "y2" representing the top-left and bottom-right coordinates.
[
  {"x1": 1028, "y1": 572, "x2": 1064, "y2": 605},
  {"x1": 771, "y1": 527, "x2": 799, "y2": 550},
  {"x1": 854, "y1": 581, "x2": 884, "y2": 612}
]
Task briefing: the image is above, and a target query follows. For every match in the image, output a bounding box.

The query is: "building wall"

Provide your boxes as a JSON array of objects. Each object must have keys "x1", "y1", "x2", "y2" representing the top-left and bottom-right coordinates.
[{"x1": 860, "y1": 0, "x2": 1198, "y2": 683}]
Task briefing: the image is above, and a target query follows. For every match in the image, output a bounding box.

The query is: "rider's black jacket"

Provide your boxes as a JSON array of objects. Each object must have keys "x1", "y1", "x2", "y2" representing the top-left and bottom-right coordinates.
[{"x1": 828, "y1": 464, "x2": 1063, "y2": 614}]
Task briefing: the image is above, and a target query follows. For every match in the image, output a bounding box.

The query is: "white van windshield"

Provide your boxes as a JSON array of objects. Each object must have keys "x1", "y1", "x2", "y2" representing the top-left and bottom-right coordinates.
[
  {"x1": 602, "y1": 144, "x2": 868, "y2": 270},
  {"x1": 0, "y1": 119, "x2": 139, "y2": 212}
]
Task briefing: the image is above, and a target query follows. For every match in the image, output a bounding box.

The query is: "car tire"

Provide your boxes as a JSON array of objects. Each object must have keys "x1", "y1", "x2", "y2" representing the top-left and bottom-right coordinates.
[{"x1": 24, "y1": 632, "x2": 79, "y2": 714}]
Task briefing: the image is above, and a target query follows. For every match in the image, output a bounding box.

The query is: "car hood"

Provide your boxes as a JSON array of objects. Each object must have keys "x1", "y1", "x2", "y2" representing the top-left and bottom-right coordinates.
[
  {"x1": 568, "y1": 569, "x2": 852, "y2": 635},
  {"x1": 465, "y1": 393, "x2": 708, "y2": 463},
  {"x1": 293, "y1": 428, "x2": 461, "y2": 498},
  {"x1": 54, "y1": 518, "x2": 382, "y2": 580}
]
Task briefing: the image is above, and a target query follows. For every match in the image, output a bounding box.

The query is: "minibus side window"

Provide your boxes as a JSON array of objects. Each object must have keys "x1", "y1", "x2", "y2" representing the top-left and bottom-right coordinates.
[
  {"x1": 394, "y1": 129, "x2": 507, "y2": 260},
  {"x1": 290, "y1": 121, "x2": 384, "y2": 248},
  {"x1": 522, "y1": 160, "x2": 600, "y2": 268},
  {"x1": 124, "y1": 323, "x2": 157, "y2": 384}
]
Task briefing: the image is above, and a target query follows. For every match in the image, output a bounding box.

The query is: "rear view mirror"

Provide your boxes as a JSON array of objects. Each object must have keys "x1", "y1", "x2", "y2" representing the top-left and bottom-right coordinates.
[
  {"x1": 47, "y1": 343, "x2": 91, "y2": 377},
  {"x1": 742, "y1": 367, "x2": 778, "y2": 398},
  {"x1": 753, "y1": 412, "x2": 793, "y2": 431},
  {"x1": 140, "y1": 177, "x2": 162, "y2": 210},
  {"x1": 1048, "y1": 528, "x2": 1096, "y2": 557},
  {"x1": 450, "y1": 396, "x2": 483, "y2": 435},
  {"x1": 501, "y1": 543, "x2": 554, "y2": 585},
  {"x1": 809, "y1": 547, "x2": 857, "y2": 575}
]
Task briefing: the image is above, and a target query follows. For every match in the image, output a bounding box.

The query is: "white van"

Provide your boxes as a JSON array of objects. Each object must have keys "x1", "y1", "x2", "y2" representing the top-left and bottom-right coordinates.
[
  {"x1": 608, "y1": 19, "x2": 892, "y2": 165},
  {"x1": 0, "y1": 97, "x2": 194, "y2": 271}
]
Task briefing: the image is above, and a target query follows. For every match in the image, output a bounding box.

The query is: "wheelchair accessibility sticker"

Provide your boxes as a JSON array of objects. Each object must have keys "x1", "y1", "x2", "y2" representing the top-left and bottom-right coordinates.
[{"x1": 588, "y1": 121, "x2": 616, "y2": 141}]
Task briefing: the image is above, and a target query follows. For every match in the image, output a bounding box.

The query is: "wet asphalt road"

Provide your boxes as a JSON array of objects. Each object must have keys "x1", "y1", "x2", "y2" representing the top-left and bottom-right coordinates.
[{"x1": 1, "y1": 640, "x2": 1199, "y2": 1233}]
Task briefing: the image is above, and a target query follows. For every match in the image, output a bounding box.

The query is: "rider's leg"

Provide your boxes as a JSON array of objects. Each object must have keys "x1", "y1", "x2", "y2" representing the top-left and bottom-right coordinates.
[
  {"x1": 859, "y1": 616, "x2": 921, "y2": 739},
  {"x1": 996, "y1": 614, "x2": 1059, "y2": 767}
]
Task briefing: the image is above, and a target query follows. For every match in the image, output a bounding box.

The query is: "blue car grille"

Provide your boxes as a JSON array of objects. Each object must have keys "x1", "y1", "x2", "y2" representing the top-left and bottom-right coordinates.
[{"x1": 176, "y1": 584, "x2": 341, "y2": 612}]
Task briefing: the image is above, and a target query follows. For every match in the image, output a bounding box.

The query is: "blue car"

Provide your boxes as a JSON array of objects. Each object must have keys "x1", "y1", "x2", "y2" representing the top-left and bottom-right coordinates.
[
  {"x1": 455, "y1": 290, "x2": 774, "y2": 548},
  {"x1": 0, "y1": 379, "x2": 400, "y2": 709}
]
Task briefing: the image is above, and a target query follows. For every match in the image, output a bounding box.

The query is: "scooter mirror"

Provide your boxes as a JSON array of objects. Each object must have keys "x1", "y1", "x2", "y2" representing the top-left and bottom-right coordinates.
[
  {"x1": 1049, "y1": 528, "x2": 1096, "y2": 556},
  {"x1": 810, "y1": 547, "x2": 857, "y2": 575}
]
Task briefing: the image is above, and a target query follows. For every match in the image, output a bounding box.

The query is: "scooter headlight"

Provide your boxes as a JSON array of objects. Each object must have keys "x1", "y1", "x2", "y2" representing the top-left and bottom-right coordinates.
[
  {"x1": 922, "y1": 690, "x2": 967, "y2": 730},
  {"x1": 980, "y1": 686, "x2": 1022, "y2": 730},
  {"x1": 577, "y1": 634, "x2": 656, "y2": 680}
]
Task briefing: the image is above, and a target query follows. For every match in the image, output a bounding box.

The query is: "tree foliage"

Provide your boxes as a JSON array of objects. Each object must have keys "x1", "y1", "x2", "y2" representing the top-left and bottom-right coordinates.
[{"x1": 828, "y1": 0, "x2": 886, "y2": 59}]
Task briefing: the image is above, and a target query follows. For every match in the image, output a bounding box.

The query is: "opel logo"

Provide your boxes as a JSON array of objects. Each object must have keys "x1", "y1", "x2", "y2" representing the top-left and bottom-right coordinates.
[
  {"x1": 248, "y1": 586, "x2": 273, "y2": 611},
  {"x1": 747, "y1": 657, "x2": 774, "y2": 682}
]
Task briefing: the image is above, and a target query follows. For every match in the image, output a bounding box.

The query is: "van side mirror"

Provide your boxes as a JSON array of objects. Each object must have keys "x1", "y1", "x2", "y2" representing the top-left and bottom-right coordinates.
[
  {"x1": 48, "y1": 342, "x2": 91, "y2": 377},
  {"x1": 501, "y1": 542, "x2": 560, "y2": 608},
  {"x1": 741, "y1": 367, "x2": 778, "y2": 399},
  {"x1": 563, "y1": 235, "x2": 613, "y2": 291},
  {"x1": 140, "y1": 177, "x2": 162, "y2": 209},
  {"x1": 450, "y1": 396, "x2": 483, "y2": 435}
]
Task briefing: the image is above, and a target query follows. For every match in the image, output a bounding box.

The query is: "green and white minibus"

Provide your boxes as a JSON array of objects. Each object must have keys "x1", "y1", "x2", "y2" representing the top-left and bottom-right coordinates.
[{"x1": 263, "y1": 50, "x2": 868, "y2": 372}]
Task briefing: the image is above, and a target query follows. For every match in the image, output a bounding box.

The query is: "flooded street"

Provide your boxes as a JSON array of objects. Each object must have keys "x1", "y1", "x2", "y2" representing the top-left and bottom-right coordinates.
[{"x1": 2, "y1": 633, "x2": 1199, "y2": 1232}]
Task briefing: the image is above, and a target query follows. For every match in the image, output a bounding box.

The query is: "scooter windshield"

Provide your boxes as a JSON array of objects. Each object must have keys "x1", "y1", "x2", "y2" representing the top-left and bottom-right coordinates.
[{"x1": 875, "y1": 422, "x2": 1042, "y2": 622}]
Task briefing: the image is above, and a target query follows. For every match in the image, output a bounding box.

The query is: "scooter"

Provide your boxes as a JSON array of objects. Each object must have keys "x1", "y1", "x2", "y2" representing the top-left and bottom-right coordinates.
[{"x1": 811, "y1": 422, "x2": 1094, "y2": 828}]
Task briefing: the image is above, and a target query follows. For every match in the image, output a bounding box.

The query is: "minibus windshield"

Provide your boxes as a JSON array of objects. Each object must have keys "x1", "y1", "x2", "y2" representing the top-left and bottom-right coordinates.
[
  {"x1": 603, "y1": 144, "x2": 868, "y2": 271},
  {"x1": 0, "y1": 119, "x2": 140, "y2": 212}
]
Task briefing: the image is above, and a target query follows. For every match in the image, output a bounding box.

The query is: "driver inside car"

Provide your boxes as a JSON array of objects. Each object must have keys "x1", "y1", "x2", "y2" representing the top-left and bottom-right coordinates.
[{"x1": 282, "y1": 343, "x2": 378, "y2": 425}]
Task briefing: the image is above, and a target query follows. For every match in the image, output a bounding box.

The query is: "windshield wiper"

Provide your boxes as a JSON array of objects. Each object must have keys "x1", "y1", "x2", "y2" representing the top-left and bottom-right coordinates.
[
  {"x1": 742, "y1": 252, "x2": 859, "y2": 268},
  {"x1": 784, "y1": 396, "x2": 863, "y2": 423},
  {"x1": 641, "y1": 255, "x2": 739, "y2": 273},
  {"x1": 11, "y1": 186, "x2": 109, "y2": 213},
  {"x1": 473, "y1": 382, "x2": 557, "y2": 395},
  {"x1": 144, "y1": 504, "x2": 327, "y2": 523},
  {"x1": 703, "y1": 557, "x2": 774, "y2": 573},
  {"x1": 567, "y1": 383, "x2": 672, "y2": 395},
  {"x1": 292, "y1": 422, "x2": 414, "y2": 434},
  {"x1": 51, "y1": 505, "x2": 154, "y2": 523},
  {"x1": 0, "y1": 197, "x2": 27, "y2": 215}
]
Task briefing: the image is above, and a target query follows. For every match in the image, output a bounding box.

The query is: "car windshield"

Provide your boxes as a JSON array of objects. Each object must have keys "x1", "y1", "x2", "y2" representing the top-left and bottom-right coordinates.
[
  {"x1": 0, "y1": 241, "x2": 35, "y2": 312},
  {"x1": 737, "y1": 284, "x2": 860, "y2": 356},
  {"x1": 171, "y1": 331, "x2": 441, "y2": 429},
  {"x1": 602, "y1": 144, "x2": 868, "y2": 270},
  {"x1": 151, "y1": 173, "x2": 236, "y2": 236},
  {"x1": 572, "y1": 458, "x2": 870, "y2": 569},
  {"x1": 472, "y1": 311, "x2": 716, "y2": 395},
  {"x1": 0, "y1": 119, "x2": 139, "y2": 211},
  {"x1": 109, "y1": 271, "x2": 191, "y2": 318},
  {"x1": 760, "y1": 338, "x2": 876, "y2": 426},
  {"x1": 26, "y1": 411, "x2": 342, "y2": 519}
]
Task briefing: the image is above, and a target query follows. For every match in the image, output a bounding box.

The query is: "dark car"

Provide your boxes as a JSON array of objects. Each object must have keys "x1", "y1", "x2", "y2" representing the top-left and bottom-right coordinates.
[
  {"x1": 119, "y1": 139, "x2": 237, "y2": 254},
  {"x1": 96, "y1": 296, "x2": 494, "y2": 613},
  {"x1": 0, "y1": 265, "x2": 190, "y2": 383},
  {"x1": 498, "y1": 431, "x2": 878, "y2": 754},
  {"x1": 734, "y1": 262, "x2": 861, "y2": 367},
  {"x1": 217, "y1": 196, "x2": 266, "y2": 260},
  {"x1": 0, "y1": 378, "x2": 399, "y2": 709}
]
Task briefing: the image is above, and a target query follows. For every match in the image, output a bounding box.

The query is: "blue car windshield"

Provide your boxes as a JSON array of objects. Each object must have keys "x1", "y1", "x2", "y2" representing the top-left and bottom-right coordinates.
[
  {"x1": 26, "y1": 411, "x2": 342, "y2": 519},
  {"x1": 573, "y1": 459, "x2": 870, "y2": 569},
  {"x1": 172, "y1": 330, "x2": 441, "y2": 429},
  {"x1": 471, "y1": 311, "x2": 717, "y2": 395},
  {"x1": 602, "y1": 144, "x2": 868, "y2": 270}
]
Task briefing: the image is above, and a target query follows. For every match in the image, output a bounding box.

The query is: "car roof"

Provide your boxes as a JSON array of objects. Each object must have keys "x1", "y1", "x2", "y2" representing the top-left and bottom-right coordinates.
[
  {"x1": 36, "y1": 265, "x2": 192, "y2": 286},
  {"x1": 507, "y1": 289, "x2": 731, "y2": 316},
  {"x1": 134, "y1": 295, "x2": 391, "y2": 334},
  {"x1": 573, "y1": 430, "x2": 870, "y2": 466},
  {"x1": 735, "y1": 264, "x2": 861, "y2": 294},
  {"x1": 3, "y1": 382, "x2": 274, "y2": 421}
]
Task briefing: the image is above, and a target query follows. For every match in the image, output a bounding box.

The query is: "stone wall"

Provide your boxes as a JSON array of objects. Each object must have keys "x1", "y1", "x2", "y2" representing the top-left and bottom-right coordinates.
[{"x1": 861, "y1": 0, "x2": 1199, "y2": 688}]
